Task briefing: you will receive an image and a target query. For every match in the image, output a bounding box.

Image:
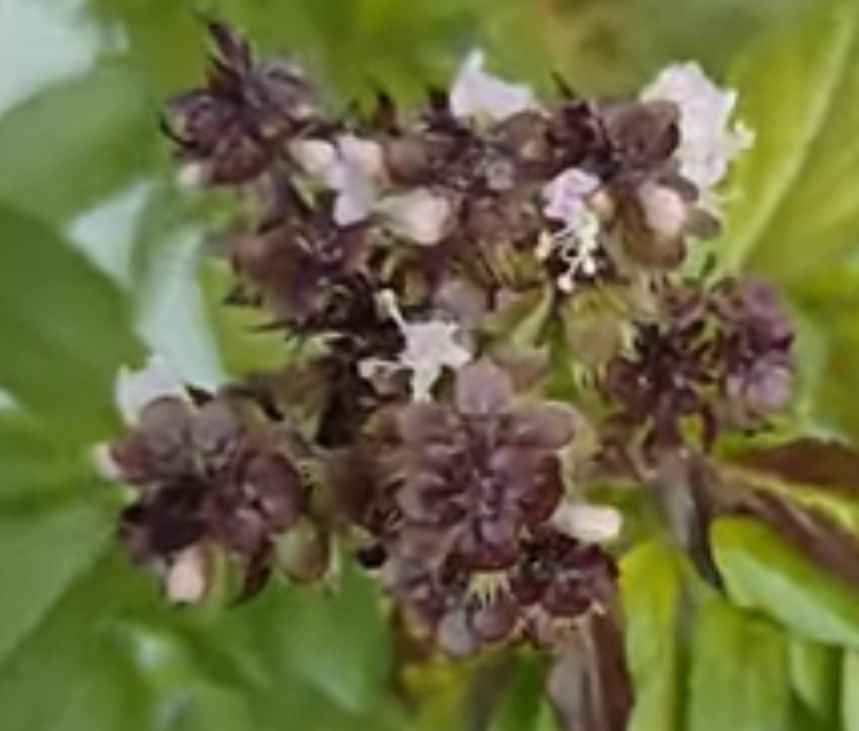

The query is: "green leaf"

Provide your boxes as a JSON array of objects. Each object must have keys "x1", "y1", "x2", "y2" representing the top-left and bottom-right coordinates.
[
  {"x1": 0, "y1": 412, "x2": 85, "y2": 505},
  {"x1": 620, "y1": 540, "x2": 684, "y2": 731},
  {"x1": 0, "y1": 204, "x2": 144, "y2": 440},
  {"x1": 686, "y1": 599, "x2": 793, "y2": 731},
  {"x1": 789, "y1": 260, "x2": 859, "y2": 442},
  {"x1": 843, "y1": 651, "x2": 859, "y2": 731},
  {"x1": 0, "y1": 63, "x2": 156, "y2": 224},
  {"x1": 0, "y1": 544, "x2": 406, "y2": 731},
  {"x1": 0, "y1": 500, "x2": 112, "y2": 668},
  {"x1": 200, "y1": 259, "x2": 292, "y2": 378},
  {"x1": 713, "y1": 517, "x2": 859, "y2": 647},
  {"x1": 489, "y1": 654, "x2": 550, "y2": 731},
  {"x1": 789, "y1": 638, "x2": 841, "y2": 727},
  {"x1": 722, "y1": 439, "x2": 859, "y2": 538},
  {"x1": 716, "y1": 0, "x2": 859, "y2": 277},
  {"x1": 0, "y1": 413, "x2": 121, "y2": 697}
]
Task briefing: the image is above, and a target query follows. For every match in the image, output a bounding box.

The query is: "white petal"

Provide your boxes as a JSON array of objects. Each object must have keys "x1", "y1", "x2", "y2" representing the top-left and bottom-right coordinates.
[
  {"x1": 166, "y1": 545, "x2": 209, "y2": 605},
  {"x1": 638, "y1": 182, "x2": 688, "y2": 238},
  {"x1": 327, "y1": 137, "x2": 385, "y2": 225},
  {"x1": 543, "y1": 167, "x2": 601, "y2": 225},
  {"x1": 176, "y1": 161, "x2": 210, "y2": 189},
  {"x1": 641, "y1": 62, "x2": 753, "y2": 190},
  {"x1": 449, "y1": 49, "x2": 535, "y2": 122},
  {"x1": 333, "y1": 165, "x2": 377, "y2": 226},
  {"x1": 550, "y1": 501, "x2": 623, "y2": 543},
  {"x1": 91, "y1": 443, "x2": 123, "y2": 481},
  {"x1": 401, "y1": 320, "x2": 472, "y2": 401},
  {"x1": 337, "y1": 134, "x2": 385, "y2": 180},
  {"x1": 115, "y1": 354, "x2": 187, "y2": 425},
  {"x1": 373, "y1": 290, "x2": 472, "y2": 401},
  {"x1": 377, "y1": 188, "x2": 451, "y2": 245},
  {"x1": 288, "y1": 138, "x2": 338, "y2": 182}
]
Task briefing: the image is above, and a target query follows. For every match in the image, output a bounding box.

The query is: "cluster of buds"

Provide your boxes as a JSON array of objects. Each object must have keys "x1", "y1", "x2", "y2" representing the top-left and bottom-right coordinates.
[{"x1": 102, "y1": 21, "x2": 795, "y2": 681}]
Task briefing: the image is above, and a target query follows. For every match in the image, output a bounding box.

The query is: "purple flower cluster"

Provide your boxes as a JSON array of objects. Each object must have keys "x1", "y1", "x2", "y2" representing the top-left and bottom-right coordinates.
[{"x1": 101, "y1": 24, "x2": 795, "y2": 687}]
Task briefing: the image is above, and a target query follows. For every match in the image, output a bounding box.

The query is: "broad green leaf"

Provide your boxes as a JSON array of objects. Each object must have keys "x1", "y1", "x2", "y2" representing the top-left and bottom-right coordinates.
[
  {"x1": 0, "y1": 204, "x2": 144, "y2": 440},
  {"x1": 259, "y1": 564, "x2": 395, "y2": 713},
  {"x1": 0, "y1": 63, "x2": 156, "y2": 224},
  {"x1": 713, "y1": 517, "x2": 859, "y2": 647},
  {"x1": 721, "y1": 439, "x2": 859, "y2": 538},
  {"x1": 0, "y1": 545, "x2": 406, "y2": 731},
  {"x1": 686, "y1": 599, "x2": 792, "y2": 731},
  {"x1": 844, "y1": 651, "x2": 859, "y2": 731},
  {"x1": 789, "y1": 638, "x2": 841, "y2": 727},
  {"x1": 716, "y1": 0, "x2": 859, "y2": 276},
  {"x1": 490, "y1": 654, "x2": 550, "y2": 731},
  {"x1": 0, "y1": 553, "x2": 144, "y2": 731},
  {"x1": 0, "y1": 500, "x2": 112, "y2": 668},
  {"x1": 789, "y1": 260, "x2": 859, "y2": 442},
  {"x1": 0, "y1": 413, "x2": 119, "y2": 684},
  {"x1": 0, "y1": 412, "x2": 86, "y2": 505},
  {"x1": 620, "y1": 540, "x2": 683, "y2": 731}
]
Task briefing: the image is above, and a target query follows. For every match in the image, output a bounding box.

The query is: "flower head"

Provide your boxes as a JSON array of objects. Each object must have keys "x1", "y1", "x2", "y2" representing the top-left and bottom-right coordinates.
[
  {"x1": 394, "y1": 360, "x2": 577, "y2": 571},
  {"x1": 110, "y1": 382, "x2": 307, "y2": 600},
  {"x1": 163, "y1": 22, "x2": 317, "y2": 184}
]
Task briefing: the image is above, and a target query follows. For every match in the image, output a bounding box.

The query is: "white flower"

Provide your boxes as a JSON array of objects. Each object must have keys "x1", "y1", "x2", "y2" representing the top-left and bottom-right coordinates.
[
  {"x1": 360, "y1": 291, "x2": 473, "y2": 401},
  {"x1": 115, "y1": 354, "x2": 186, "y2": 426},
  {"x1": 289, "y1": 134, "x2": 386, "y2": 226},
  {"x1": 449, "y1": 49, "x2": 536, "y2": 123},
  {"x1": 550, "y1": 500, "x2": 623, "y2": 543},
  {"x1": 376, "y1": 188, "x2": 452, "y2": 245},
  {"x1": 400, "y1": 320, "x2": 473, "y2": 401},
  {"x1": 641, "y1": 62, "x2": 754, "y2": 191}
]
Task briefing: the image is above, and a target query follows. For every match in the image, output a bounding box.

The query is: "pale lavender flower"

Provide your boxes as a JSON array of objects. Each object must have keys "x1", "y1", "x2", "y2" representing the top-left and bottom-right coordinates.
[
  {"x1": 641, "y1": 62, "x2": 753, "y2": 192},
  {"x1": 449, "y1": 50, "x2": 536, "y2": 122},
  {"x1": 290, "y1": 134, "x2": 386, "y2": 226}
]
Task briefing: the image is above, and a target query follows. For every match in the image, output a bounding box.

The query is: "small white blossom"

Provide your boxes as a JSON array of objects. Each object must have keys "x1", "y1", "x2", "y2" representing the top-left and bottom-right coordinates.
[
  {"x1": 550, "y1": 500, "x2": 623, "y2": 543},
  {"x1": 289, "y1": 134, "x2": 386, "y2": 226},
  {"x1": 115, "y1": 354, "x2": 186, "y2": 426},
  {"x1": 376, "y1": 188, "x2": 452, "y2": 245},
  {"x1": 360, "y1": 290, "x2": 472, "y2": 401},
  {"x1": 166, "y1": 545, "x2": 209, "y2": 605},
  {"x1": 449, "y1": 49, "x2": 536, "y2": 123},
  {"x1": 641, "y1": 62, "x2": 754, "y2": 191},
  {"x1": 400, "y1": 320, "x2": 473, "y2": 401}
]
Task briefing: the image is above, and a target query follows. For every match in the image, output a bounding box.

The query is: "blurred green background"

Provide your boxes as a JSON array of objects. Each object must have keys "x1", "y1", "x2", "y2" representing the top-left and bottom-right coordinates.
[{"x1": 2, "y1": 0, "x2": 859, "y2": 729}]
